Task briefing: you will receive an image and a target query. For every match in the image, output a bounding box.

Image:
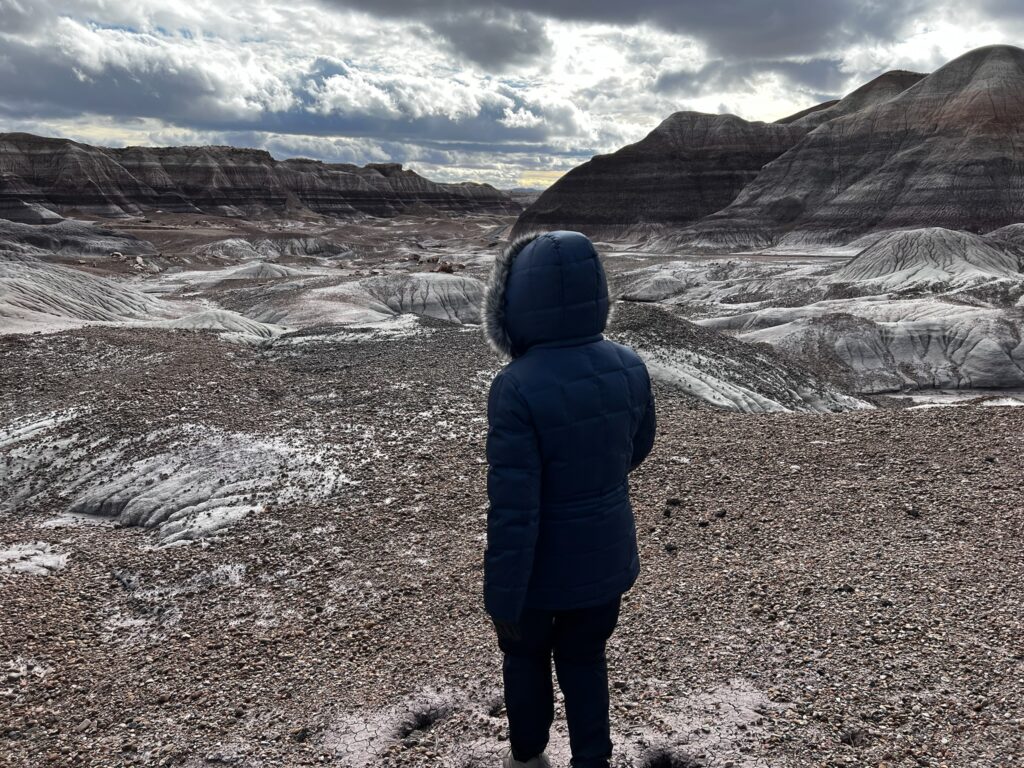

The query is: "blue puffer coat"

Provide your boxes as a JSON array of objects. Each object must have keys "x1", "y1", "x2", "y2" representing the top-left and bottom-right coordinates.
[{"x1": 482, "y1": 230, "x2": 656, "y2": 622}]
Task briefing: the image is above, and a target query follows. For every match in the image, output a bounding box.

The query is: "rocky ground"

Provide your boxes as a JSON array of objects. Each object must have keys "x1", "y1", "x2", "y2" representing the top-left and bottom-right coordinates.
[{"x1": 2, "y1": 318, "x2": 1023, "y2": 768}]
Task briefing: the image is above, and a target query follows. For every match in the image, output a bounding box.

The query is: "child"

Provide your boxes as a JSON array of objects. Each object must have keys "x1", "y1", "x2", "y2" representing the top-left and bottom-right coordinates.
[{"x1": 482, "y1": 231, "x2": 656, "y2": 768}]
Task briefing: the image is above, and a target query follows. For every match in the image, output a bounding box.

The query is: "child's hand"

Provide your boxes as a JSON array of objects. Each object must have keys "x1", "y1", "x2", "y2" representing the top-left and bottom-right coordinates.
[{"x1": 493, "y1": 619, "x2": 522, "y2": 643}]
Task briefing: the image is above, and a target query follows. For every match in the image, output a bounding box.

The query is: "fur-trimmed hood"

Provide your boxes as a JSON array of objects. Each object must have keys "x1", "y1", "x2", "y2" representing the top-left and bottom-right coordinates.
[{"x1": 483, "y1": 230, "x2": 610, "y2": 359}]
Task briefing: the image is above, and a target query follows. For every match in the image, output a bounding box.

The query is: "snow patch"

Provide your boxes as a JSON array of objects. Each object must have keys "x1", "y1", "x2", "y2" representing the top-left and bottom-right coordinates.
[
  {"x1": 322, "y1": 679, "x2": 785, "y2": 768},
  {"x1": 0, "y1": 542, "x2": 67, "y2": 576},
  {"x1": 2, "y1": 412, "x2": 359, "y2": 545},
  {"x1": 274, "y1": 314, "x2": 429, "y2": 346}
]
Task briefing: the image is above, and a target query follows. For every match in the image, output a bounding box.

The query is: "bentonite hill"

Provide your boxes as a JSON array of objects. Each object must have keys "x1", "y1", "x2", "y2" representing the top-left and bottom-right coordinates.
[
  {"x1": 516, "y1": 45, "x2": 1024, "y2": 247},
  {"x1": 2, "y1": 36, "x2": 1024, "y2": 768}
]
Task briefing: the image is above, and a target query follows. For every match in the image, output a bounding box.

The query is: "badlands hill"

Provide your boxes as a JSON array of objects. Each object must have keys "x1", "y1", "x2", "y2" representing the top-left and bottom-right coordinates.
[
  {"x1": 830, "y1": 228, "x2": 1023, "y2": 290},
  {"x1": 515, "y1": 45, "x2": 1024, "y2": 247},
  {"x1": 0, "y1": 133, "x2": 519, "y2": 219},
  {"x1": 513, "y1": 69, "x2": 925, "y2": 241},
  {"x1": 776, "y1": 69, "x2": 926, "y2": 128},
  {"x1": 694, "y1": 45, "x2": 1024, "y2": 247},
  {"x1": 512, "y1": 113, "x2": 807, "y2": 239}
]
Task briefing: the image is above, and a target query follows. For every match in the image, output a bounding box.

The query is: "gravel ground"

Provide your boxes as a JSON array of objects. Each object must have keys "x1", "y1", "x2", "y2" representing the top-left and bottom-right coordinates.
[{"x1": 1, "y1": 321, "x2": 1023, "y2": 767}]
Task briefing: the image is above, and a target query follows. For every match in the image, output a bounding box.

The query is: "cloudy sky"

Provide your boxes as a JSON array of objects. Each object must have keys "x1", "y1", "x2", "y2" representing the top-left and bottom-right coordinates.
[{"x1": 1, "y1": 1, "x2": 1022, "y2": 188}]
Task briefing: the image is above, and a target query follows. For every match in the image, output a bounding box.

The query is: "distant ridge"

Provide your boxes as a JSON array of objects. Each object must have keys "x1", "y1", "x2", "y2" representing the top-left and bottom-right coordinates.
[{"x1": 0, "y1": 133, "x2": 520, "y2": 220}]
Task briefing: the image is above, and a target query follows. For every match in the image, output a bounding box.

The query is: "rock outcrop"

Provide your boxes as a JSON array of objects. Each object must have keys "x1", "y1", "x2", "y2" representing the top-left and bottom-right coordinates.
[
  {"x1": 692, "y1": 46, "x2": 1024, "y2": 247},
  {"x1": 0, "y1": 542, "x2": 67, "y2": 576},
  {"x1": 0, "y1": 199, "x2": 62, "y2": 224},
  {"x1": 710, "y1": 303, "x2": 1024, "y2": 393},
  {"x1": 0, "y1": 218, "x2": 154, "y2": 259},
  {"x1": 248, "y1": 272, "x2": 484, "y2": 327},
  {"x1": 511, "y1": 113, "x2": 808, "y2": 239},
  {"x1": 0, "y1": 134, "x2": 520, "y2": 220},
  {"x1": 610, "y1": 238, "x2": 1024, "y2": 394},
  {"x1": 220, "y1": 262, "x2": 309, "y2": 281},
  {"x1": 985, "y1": 223, "x2": 1024, "y2": 270},
  {"x1": 1, "y1": 411, "x2": 350, "y2": 545},
  {"x1": 190, "y1": 236, "x2": 349, "y2": 264},
  {"x1": 610, "y1": 301, "x2": 869, "y2": 413}
]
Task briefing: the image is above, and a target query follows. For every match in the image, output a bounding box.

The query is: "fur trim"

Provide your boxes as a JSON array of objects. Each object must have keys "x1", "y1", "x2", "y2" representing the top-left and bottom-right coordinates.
[{"x1": 483, "y1": 231, "x2": 543, "y2": 359}]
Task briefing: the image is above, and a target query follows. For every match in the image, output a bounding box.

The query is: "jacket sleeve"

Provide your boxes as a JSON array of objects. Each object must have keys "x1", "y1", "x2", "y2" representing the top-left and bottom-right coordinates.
[
  {"x1": 484, "y1": 372, "x2": 542, "y2": 623},
  {"x1": 629, "y1": 371, "x2": 656, "y2": 472}
]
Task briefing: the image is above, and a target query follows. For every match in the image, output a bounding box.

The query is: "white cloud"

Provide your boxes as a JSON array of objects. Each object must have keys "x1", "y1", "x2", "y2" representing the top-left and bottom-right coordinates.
[
  {"x1": 500, "y1": 107, "x2": 544, "y2": 128},
  {"x1": 310, "y1": 72, "x2": 401, "y2": 119}
]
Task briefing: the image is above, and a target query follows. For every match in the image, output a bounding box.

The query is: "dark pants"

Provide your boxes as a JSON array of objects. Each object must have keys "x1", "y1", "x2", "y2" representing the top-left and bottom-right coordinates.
[{"x1": 496, "y1": 597, "x2": 621, "y2": 768}]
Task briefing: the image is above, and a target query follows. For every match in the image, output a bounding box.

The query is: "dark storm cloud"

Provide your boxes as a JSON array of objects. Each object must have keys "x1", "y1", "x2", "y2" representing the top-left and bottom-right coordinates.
[
  {"x1": 325, "y1": 0, "x2": 929, "y2": 61},
  {"x1": 655, "y1": 58, "x2": 847, "y2": 99},
  {"x1": 0, "y1": 0, "x2": 35, "y2": 33},
  {"x1": 315, "y1": 2, "x2": 553, "y2": 70},
  {"x1": 977, "y1": 0, "x2": 1024, "y2": 17},
  {"x1": 0, "y1": 37, "x2": 259, "y2": 125},
  {"x1": 426, "y1": 10, "x2": 551, "y2": 71}
]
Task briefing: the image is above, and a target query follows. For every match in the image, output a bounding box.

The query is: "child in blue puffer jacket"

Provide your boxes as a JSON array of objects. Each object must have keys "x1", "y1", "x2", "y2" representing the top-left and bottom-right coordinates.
[{"x1": 482, "y1": 231, "x2": 656, "y2": 768}]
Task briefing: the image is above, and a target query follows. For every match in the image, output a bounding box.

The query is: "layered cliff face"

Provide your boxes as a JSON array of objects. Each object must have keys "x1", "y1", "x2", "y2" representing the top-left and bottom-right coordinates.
[
  {"x1": 692, "y1": 46, "x2": 1024, "y2": 247},
  {"x1": 0, "y1": 135, "x2": 158, "y2": 217},
  {"x1": 0, "y1": 134, "x2": 520, "y2": 219},
  {"x1": 511, "y1": 112, "x2": 808, "y2": 239}
]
